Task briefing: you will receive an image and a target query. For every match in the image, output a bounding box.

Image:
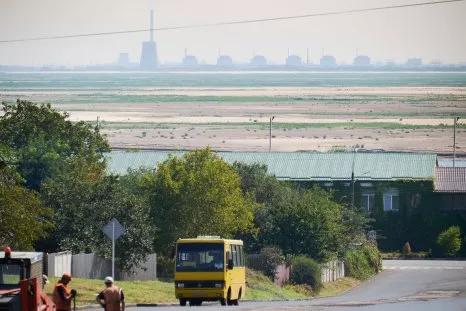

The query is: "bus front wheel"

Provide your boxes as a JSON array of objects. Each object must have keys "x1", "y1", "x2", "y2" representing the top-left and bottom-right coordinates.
[{"x1": 179, "y1": 298, "x2": 186, "y2": 306}]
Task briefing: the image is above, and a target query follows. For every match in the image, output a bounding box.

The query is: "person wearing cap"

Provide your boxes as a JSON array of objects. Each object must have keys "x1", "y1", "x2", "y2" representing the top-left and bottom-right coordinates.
[
  {"x1": 39, "y1": 275, "x2": 52, "y2": 311},
  {"x1": 96, "y1": 276, "x2": 125, "y2": 311},
  {"x1": 52, "y1": 273, "x2": 77, "y2": 311}
]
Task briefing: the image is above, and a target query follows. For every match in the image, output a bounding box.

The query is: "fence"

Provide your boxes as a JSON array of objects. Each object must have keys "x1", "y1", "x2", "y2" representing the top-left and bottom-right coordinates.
[
  {"x1": 48, "y1": 252, "x2": 157, "y2": 281},
  {"x1": 321, "y1": 261, "x2": 345, "y2": 283},
  {"x1": 247, "y1": 254, "x2": 345, "y2": 286},
  {"x1": 47, "y1": 251, "x2": 72, "y2": 277}
]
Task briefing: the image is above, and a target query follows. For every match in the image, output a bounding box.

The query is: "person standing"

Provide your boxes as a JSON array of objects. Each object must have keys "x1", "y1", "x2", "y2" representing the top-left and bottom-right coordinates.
[
  {"x1": 52, "y1": 273, "x2": 77, "y2": 311},
  {"x1": 96, "y1": 276, "x2": 125, "y2": 311}
]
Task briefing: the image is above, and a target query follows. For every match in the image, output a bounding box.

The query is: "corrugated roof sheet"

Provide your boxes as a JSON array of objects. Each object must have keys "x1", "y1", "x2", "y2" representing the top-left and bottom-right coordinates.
[
  {"x1": 106, "y1": 151, "x2": 436, "y2": 181},
  {"x1": 434, "y1": 167, "x2": 466, "y2": 192},
  {"x1": 437, "y1": 159, "x2": 466, "y2": 167}
]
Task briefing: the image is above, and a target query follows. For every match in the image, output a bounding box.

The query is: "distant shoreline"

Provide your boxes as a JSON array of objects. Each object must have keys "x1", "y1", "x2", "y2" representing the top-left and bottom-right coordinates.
[{"x1": 3, "y1": 70, "x2": 466, "y2": 74}]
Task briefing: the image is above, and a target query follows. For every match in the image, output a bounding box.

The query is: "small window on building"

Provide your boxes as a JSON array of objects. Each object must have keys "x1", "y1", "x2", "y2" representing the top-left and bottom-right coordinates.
[
  {"x1": 383, "y1": 189, "x2": 399, "y2": 211},
  {"x1": 361, "y1": 192, "x2": 375, "y2": 212},
  {"x1": 323, "y1": 182, "x2": 333, "y2": 187}
]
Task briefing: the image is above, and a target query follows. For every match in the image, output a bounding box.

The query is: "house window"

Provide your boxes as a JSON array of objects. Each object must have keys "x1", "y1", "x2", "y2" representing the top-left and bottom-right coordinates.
[
  {"x1": 361, "y1": 192, "x2": 375, "y2": 212},
  {"x1": 383, "y1": 189, "x2": 399, "y2": 211}
]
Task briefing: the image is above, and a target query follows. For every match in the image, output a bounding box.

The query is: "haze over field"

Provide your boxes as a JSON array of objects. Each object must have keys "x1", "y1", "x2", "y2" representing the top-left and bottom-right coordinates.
[{"x1": 1, "y1": 0, "x2": 466, "y2": 66}]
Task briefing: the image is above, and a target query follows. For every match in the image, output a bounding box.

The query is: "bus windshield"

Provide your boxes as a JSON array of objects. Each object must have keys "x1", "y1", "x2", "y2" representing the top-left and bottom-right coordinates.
[{"x1": 176, "y1": 243, "x2": 224, "y2": 272}]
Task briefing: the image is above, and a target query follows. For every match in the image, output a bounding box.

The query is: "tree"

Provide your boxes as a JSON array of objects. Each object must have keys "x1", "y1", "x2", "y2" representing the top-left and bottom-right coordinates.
[
  {"x1": 150, "y1": 148, "x2": 258, "y2": 255},
  {"x1": 0, "y1": 146, "x2": 53, "y2": 249},
  {"x1": 234, "y1": 163, "x2": 348, "y2": 261},
  {"x1": 436, "y1": 226, "x2": 462, "y2": 257},
  {"x1": 0, "y1": 100, "x2": 109, "y2": 190},
  {"x1": 40, "y1": 162, "x2": 154, "y2": 271}
]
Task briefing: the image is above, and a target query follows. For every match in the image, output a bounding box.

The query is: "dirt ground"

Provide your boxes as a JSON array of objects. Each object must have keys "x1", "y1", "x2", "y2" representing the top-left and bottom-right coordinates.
[
  {"x1": 4, "y1": 87, "x2": 466, "y2": 153},
  {"x1": 54, "y1": 87, "x2": 465, "y2": 154}
]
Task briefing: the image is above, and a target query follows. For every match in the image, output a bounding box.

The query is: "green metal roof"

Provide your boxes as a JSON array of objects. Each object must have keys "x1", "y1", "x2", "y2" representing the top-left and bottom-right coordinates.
[{"x1": 105, "y1": 151, "x2": 436, "y2": 181}]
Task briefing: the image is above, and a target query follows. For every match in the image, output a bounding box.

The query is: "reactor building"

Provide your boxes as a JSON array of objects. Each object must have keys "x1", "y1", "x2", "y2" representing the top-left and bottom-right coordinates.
[{"x1": 140, "y1": 10, "x2": 158, "y2": 69}]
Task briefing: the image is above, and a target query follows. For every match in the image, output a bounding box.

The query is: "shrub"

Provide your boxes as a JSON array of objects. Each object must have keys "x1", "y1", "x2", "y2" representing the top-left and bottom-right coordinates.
[
  {"x1": 402, "y1": 242, "x2": 412, "y2": 255},
  {"x1": 345, "y1": 242, "x2": 381, "y2": 280},
  {"x1": 436, "y1": 226, "x2": 462, "y2": 257},
  {"x1": 259, "y1": 246, "x2": 285, "y2": 282},
  {"x1": 345, "y1": 249, "x2": 372, "y2": 280},
  {"x1": 289, "y1": 255, "x2": 323, "y2": 293},
  {"x1": 362, "y1": 242, "x2": 382, "y2": 273}
]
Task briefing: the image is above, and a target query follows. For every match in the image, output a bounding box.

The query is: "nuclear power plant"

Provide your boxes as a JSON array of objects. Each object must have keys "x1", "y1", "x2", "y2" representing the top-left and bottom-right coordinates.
[
  {"x1": 97, "y1": 10, "x2": 455, "y2": 72},
  {"x1": 139, "y1": 10, "x2": 158, "y2": 69}
]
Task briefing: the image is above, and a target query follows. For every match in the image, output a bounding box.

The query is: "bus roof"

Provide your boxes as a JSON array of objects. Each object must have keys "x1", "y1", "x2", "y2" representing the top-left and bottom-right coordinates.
[
  {"x1": 177, "y1": 238, "x2": 243, "y2": 245},
  {"x1": 0, "y1": 252, "x2": 43, "y2": 264}
]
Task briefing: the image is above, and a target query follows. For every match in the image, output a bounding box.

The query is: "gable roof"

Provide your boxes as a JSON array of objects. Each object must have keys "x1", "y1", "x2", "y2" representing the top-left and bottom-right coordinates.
[
  {"x1": 434, "y1": 167, "x2": 466, "y2": 192},
  {"x1": 106, "y1": 151, "x2": 436, "y2": 181}
]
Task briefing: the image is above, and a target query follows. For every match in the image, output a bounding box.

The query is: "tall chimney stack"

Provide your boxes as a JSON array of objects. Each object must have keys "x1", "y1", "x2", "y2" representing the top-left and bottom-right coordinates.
[{"x1": 150, "y1": 10, "x2": 154, "y2": 42}]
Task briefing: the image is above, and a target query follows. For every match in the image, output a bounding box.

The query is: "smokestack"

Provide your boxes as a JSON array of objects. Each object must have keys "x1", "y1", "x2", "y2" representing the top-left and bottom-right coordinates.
[{"x1": 150, "y1": 10, "x2": 154, "y2": 42}]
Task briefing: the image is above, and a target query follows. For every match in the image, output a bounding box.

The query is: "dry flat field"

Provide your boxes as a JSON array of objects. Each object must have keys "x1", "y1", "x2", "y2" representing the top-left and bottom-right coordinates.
[{"x1": 1, "y1": 72, "x2": 465, "y2": 153}]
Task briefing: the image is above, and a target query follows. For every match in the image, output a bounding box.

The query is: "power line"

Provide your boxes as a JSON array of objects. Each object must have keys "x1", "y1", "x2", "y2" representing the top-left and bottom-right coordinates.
[{"x1": 0, "y1": 0, "x2": 463, "y2": 44}]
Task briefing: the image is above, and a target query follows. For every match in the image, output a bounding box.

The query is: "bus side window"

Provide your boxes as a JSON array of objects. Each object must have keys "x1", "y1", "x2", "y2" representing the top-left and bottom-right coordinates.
[
  {"x1": 226, "y1": 251, "x2": 233, "y2": 270},
  {"x1": 239, "y1": 245, "x2": 244, "y2": 267},
  {"x1": 231, "y1": 245, "x2": 239, "y2": 267}
]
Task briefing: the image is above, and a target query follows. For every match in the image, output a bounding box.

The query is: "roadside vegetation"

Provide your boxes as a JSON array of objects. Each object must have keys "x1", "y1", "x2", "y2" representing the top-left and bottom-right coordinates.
[{"x1": 45, "y1": 272, "x2": 359, "y2": 307}]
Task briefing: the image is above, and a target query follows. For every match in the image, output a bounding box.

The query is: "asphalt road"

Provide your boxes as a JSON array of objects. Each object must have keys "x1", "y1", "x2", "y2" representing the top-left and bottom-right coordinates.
[{"x1": 126, "y1": 260, "x2": 466, "y2": 311}]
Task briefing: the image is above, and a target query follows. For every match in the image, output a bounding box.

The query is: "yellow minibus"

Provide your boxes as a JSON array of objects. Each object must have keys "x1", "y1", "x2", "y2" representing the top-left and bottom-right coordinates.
[{"x1": 174, "y1": 236, "x2": 246, "y2": 307}]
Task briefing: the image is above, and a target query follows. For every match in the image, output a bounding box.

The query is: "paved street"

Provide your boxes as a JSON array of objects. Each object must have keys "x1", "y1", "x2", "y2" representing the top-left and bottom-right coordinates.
[{"x1": 125, "y1": 260, "x2": 466, "y2": 311}]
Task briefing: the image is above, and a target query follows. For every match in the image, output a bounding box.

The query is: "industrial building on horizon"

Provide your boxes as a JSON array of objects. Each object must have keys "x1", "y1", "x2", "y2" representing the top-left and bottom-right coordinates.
[{"x1": 139, "y1": 10, "x2": 158, "y2": 69}]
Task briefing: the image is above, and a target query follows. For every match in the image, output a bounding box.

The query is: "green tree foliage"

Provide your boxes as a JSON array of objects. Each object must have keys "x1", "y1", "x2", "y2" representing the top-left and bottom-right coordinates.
[
  {"x1": 344, "y1": 241, "x2": 381, "y2": 280},
  {"x1": 436, "y1": 226, "x2": 462, "y2": 257},
  {"x1": 258, "y1": 246, "x2": 285, "y2": 282},
  {"x1": 0, "y1": 100, "x2": 109, "y2": 190},
  {"x1": 234, "y1": 163, "x2": 350, "y2": 261},
  {"x1": 0, "y1": 146, "x2": 53, "y2": 249},
  {"x1": 150, "y1": 148, "x2": 258, "y2": 255},
  {"x1": 40, "y1": 162, "x2": 154, "y2": 271},
  {"x1": 289, "y1": 255, "x2": 323, "y2": 293}
]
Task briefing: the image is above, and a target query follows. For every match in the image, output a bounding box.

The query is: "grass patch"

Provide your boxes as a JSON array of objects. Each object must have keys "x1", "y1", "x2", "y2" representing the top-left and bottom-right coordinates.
[
  {"x1": 45, "y1": 271, "x2": 359, "y2": 306},
  {"x1": 96, "y1": 121, "x2": 466, "y2": 131},
  {"x1": 45, "y1": 277, "x2": 174, "y2": 307},
  {"x1": 318, "y1": 278, "x2": 360, "y2": 297},
  {"x1": 245, "y1": 270, "x2": 309, "y2": 300}
]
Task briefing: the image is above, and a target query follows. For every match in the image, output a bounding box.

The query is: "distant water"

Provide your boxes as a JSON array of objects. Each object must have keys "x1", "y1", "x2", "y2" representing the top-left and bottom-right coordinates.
[{"x1": 1, "y1": 71, "x2": 466, "y2": 89}]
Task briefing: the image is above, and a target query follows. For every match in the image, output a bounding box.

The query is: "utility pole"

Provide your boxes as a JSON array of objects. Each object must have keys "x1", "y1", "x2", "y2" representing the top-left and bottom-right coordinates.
[
  {"x1": 269, "y1": 116, "x2": 275, "y2": 152},
  {"x1": 453, "y1": 117, "x2": 459, "y2": 167},
  {"x1": 351, "y1": 151, "x2": 356, "y2": 209}
]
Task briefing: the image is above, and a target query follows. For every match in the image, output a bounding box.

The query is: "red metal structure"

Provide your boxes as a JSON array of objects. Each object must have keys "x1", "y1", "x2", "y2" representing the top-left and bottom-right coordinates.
[{"x1": 0, "y1": 247, "x2": 54, "y2": 311}]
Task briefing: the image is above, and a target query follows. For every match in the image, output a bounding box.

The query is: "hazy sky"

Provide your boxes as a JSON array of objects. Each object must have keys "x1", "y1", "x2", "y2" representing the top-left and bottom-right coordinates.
[{"x1": 0, "y1": 0, "x2": 465, "y2": 66}]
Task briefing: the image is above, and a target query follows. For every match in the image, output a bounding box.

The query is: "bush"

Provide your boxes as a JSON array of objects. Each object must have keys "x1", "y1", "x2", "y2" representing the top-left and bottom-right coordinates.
[
  {"x1": 436, "y1": 226, "x2": 462, "y2": 257},
  {"x1": 289, "y1": 255, "x2": 323, "y2": 293},
  {"x1": 362, "y1": 242, "x2": 382, "y2": 273},
  {"x1": 345, "y1": 249, "x2": 372, "y2": 280},
  {"x1": 345, "y1": 242, "x2": 381, "y2": 280},
  {"x1": 259, "y1": 246, "x2": 285, "y2": 282},
  {"x1": 402, "y1": 242, "x2": 412, "y2": 254}
]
